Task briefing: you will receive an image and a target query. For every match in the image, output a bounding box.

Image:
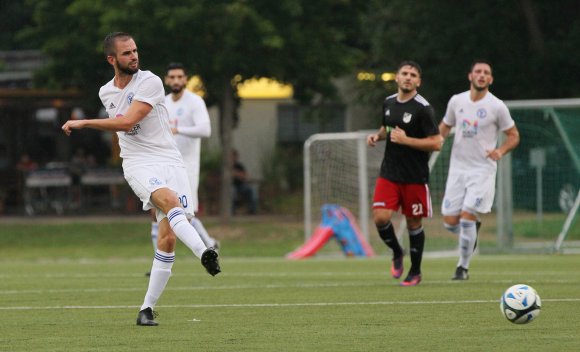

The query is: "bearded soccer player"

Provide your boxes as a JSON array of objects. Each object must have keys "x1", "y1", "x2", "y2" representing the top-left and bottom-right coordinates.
[
  {"x1": 61, "y1": 32, "x2": 221, "y2": 326},
  {"x1": 367, "y1": 61, "x2": 442, "y2": 286},
  {"x1": 439, "y1": 59, "x2": 519, "y2": 280}
]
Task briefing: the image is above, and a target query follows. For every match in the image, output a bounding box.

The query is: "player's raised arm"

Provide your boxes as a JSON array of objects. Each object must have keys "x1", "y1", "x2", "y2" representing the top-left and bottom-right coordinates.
[{"x1": 62, "y1": 100, "x2": 152, "y2": 135}]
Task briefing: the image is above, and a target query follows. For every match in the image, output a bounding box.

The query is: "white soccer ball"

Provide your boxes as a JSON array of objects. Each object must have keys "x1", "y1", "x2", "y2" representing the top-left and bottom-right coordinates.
[{"x1": 500, "y1": 284, "x2": 542, "y2": 324}]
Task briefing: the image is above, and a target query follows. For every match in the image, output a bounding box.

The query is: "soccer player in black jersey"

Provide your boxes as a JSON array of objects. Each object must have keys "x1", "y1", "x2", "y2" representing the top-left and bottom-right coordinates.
[{"x1": 367, "y1": 61, "x2": 442, "y2": 286}]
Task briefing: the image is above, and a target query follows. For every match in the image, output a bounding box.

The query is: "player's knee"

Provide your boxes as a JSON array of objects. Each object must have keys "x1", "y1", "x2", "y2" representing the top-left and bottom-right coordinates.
[
  {"x1": 443, "y1": 215, "x2": 460, "y2": 226},
  {"x1": 406, "y1": 217, "x2": 422, "y2": 230},
  {"x1": 373, "y1": 209, "x2": 392, "y2": 225},
  {"x1": 151, "y1": 188, "x2": 181, "y2": 212}
]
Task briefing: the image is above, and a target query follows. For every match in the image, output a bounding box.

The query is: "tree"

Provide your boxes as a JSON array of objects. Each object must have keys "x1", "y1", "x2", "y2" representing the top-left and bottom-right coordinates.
[
  {"x1": 357, "y1": 0, "x2": 580, "y2": 113},
  {"x1": 22, "y1": 0, "x2": 367, "y2": 220}
]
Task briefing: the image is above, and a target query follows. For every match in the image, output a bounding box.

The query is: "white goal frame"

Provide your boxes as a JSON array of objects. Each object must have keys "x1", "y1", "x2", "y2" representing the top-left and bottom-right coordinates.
[{"x1": 303, "y1": 131, "x2": 440, "y2": 242}]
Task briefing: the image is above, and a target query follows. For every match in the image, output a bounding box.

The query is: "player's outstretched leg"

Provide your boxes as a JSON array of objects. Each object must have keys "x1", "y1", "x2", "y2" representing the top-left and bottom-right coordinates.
[{"x1": 201, "y1": 247, "x2": 221, "y2": 276}]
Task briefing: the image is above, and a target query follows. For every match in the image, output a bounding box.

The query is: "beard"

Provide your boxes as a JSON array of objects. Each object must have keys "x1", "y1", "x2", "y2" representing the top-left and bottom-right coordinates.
[
  {"x1": 472, "y1": 82, "x2": 489, "y2": 91},
  {"x1": 170, "y1": 85, "x2": 185, "y2": 94},
  {"x1": 399, "y1": 86, "x2": 414, "y2": 94},
  {"x1": 116, "y1": 60, "x2": 139, "y2": 75}
]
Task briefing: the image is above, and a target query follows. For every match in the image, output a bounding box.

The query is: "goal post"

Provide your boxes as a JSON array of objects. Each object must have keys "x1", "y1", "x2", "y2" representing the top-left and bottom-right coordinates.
[
  {"x1": 303, "y1": 97, "x2": 580, "y2": 254},
  {"x1": 303, "y1": 132, "x2": 374, "y2": 242},
  {"x1": 303, "y1": 132, "x2": 445, "y2": 247}
]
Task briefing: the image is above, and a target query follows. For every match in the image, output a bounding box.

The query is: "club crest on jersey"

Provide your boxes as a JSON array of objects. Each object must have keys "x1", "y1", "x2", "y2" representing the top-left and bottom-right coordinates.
[
  {"x1": 177, "y1": 107, "x2": 184, "y2": 116},
  {"x1": 476, "y1": 108, "x2": 487, "y2": 118},
  {"x1": 403, "y1": 112, "x2": 412, "y2": 123},
  {"x1": 127, "y1": 92, "x2": 135, "y2": 105},
  {"x1": 148, "y1": 177, "x2": 163, "y2": 187}
]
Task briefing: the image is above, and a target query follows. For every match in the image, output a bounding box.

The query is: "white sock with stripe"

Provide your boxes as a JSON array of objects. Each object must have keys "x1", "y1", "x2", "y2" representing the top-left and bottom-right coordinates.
[
  {"x1": 167, "y1": 207, "x2": 206, "y2": 258},
  {"x1": 457, "y1": 219, "x2": 477, "y2": 269},
  {"x1": 141, "y1": 250, "x2": 174, "y2": 310}
]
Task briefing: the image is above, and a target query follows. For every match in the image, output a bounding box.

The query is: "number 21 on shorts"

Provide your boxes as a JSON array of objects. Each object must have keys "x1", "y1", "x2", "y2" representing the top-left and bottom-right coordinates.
[{"x1": 412, "y1": 203, "x2": 423, "y2": 216}]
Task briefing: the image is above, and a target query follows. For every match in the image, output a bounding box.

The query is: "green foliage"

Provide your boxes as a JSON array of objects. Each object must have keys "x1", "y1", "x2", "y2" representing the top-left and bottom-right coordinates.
[
  {"x1": 20, "y1": 0, "x2": 368, "y2": 106},
  {"x1": 0, "y1": 1, "x2": 35, "y2": 50},
  {"x1": 358, "y1": 0, "x2": 580, "y2": 112}
]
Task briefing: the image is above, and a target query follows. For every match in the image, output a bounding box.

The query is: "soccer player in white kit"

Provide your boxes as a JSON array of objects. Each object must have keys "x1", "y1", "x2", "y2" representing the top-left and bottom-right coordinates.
[
  {"x1": 147, "y1": 63, "x2": 218, "y2": 258},
  {"x1": 439, "y1": 60, "x2": 520, "y2": 280},
  {"x1": 61, "y1": 32, "x2": 221, "y2": 326}
]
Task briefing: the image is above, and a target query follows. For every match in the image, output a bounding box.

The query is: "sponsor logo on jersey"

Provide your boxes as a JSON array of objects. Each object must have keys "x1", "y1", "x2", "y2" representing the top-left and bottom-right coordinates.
[
  {"x1": 177, "y1": 107, "x2": 184, "y2": 116},
  {"x1": 109, "y1": 102, "x2": 116, "y2": 110},
  {"x1": 476, "y1": 108, "x2": 487, "y2": 118},
  {"x1": 403, "y1": 112, "x2": 412, "y2": 123},
  {"x1": 127, "y1": 92, "x2": 135, "y2": 104},
  {"x1": 474, "y1": 198, "x2": 483, "y2": 208},
  {"x1": 444, "y1": 199, "x2": 451, "y2": 208},
  {"x1": 385, "y1": 109, "x2": 390, "y2": 116},
  {"x1": 461, "y1": 119, "x2": 478, "y2": 137},
  {"x1": 148, "y1": 177, "x2": 163, "y2": 187}
]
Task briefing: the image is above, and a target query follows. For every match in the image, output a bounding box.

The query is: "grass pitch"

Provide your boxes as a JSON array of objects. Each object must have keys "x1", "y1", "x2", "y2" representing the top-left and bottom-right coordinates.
[{"x1": 0, "y1": 218, "x2": 579, "y2": 351}]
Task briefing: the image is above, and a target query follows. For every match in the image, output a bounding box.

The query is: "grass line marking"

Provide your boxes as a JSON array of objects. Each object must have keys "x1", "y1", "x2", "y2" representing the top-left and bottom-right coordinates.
[{"x1": 1, "y1": 298, "x2": 579, "y2": 311}]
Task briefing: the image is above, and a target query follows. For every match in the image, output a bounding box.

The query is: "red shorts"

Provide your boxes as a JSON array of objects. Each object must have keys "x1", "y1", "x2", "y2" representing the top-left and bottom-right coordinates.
[{"x1": 372, "y1": 177, "x2": 432, "y2": 218}]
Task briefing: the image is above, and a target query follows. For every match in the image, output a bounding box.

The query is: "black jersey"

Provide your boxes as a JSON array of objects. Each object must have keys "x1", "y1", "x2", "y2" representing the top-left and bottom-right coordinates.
[{"x1": 379, "y1": 93, "x2": 438, "y2": 184}]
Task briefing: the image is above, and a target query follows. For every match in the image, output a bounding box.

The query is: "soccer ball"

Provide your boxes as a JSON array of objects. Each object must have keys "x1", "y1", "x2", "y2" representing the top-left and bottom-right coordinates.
[{"x1": 500, "y1": 284, "x2": 542, "y2": 324}]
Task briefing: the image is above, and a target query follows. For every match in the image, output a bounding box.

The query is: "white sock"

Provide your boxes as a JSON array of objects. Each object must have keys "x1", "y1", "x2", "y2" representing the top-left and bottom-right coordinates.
[
  {"x1": 141, "y1": 250, "x2": 174, "y2": 310},
  {"x1": 150, "y1": 222, "x2": 158, "y2": 251},
  {"x1": 457, "y1": 219, "x2": 477, "y2": 269},
  {"x1": 167, "y1": 207, "x2": 206, "y2": 258},
  {"x1": 190, "y1": 217, "x2": 217, "y2": 248}
]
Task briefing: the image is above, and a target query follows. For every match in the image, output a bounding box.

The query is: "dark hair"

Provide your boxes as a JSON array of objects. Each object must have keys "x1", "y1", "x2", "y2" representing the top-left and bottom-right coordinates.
[
  {"x1": 103, "y1": 32, "x2": 133, "y2": 57},
  {"x1": 470, "y1": 59, "x2": 493, "y2": 73},
  {"x1": 397, "y1": 60, "x2": 422, "y2": 76},
  {"x1": 166, "y1": 62, "x2": 187, "y2": 75}
]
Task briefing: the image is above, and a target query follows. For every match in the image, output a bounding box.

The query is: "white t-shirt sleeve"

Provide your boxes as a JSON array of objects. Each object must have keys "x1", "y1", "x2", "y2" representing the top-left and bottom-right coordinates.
[
  {"x1": 496, "y1": 102, "x2": 515, "y2": 131},
  {"x1": 133, "y1": 75, "x2": 164, "y2": 107},
  {"x1": 177, "y1": 96, "x2": 211, "y2": 138},
  {"x1": 442, "y1": 95, "x2": 457, "y2": 127}
]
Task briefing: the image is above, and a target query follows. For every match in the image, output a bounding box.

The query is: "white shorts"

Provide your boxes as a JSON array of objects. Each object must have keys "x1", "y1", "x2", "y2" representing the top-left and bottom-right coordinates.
[
  {"x1": 124, "y1": 164, "x2": 194, "y2": 220},
  {"x1": 441, "y1": 171, "x2": 496, "y2": 216}
]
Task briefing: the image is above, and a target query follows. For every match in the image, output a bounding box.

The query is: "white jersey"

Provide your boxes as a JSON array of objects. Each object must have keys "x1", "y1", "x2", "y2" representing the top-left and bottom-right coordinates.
[
  {"x1": 165, "y1": 90, "x2": 211, "y2": 211},
  {"x1": 99, "y1": 70, "x2": 183, "y2": 169},
  {"x1": 165, "y1": 90, "x2": 211, "y2": 171},
  {"x1": 443, "y1": 91, "x2": 515, "y2": 174}
]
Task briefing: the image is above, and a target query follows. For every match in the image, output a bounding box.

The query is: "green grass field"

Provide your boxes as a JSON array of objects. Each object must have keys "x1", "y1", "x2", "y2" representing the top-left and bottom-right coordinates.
[{"x1": 1, "y1": 217, "x2": 579, "y2": 351}]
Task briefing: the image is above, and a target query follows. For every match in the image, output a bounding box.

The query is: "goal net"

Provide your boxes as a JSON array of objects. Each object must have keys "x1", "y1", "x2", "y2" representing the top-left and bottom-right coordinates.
[
  {"x1": 502, "y1": 98, "x2": 580, "y2": 253},
  {"x1": 304, "y1": 131, "x2": 457, "y2": 254},
  {"x1": 304, "y1": 98, "x2": 580, "y2": 254}
]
